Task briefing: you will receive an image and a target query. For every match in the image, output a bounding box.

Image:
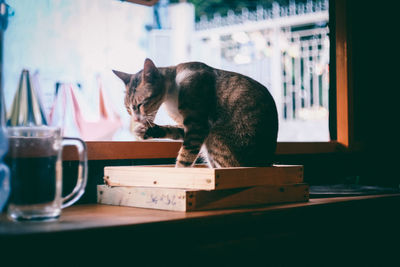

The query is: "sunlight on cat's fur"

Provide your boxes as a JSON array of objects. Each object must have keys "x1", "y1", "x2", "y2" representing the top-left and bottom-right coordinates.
[{"x1": 114, "y1": 58, "x2": 278, "y2": 168}]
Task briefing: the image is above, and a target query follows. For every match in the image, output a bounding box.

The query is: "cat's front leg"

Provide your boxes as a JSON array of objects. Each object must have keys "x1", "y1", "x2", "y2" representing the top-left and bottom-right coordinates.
[
  {"x1": 176, "y1": 145, "x2": 202, "y2": 167},
  {"x1": 134, "y1": 123, "x2": 184, "y2": 140},
  {"x1": 176, "y1": 119, "x2": 209, "y2": 168}
]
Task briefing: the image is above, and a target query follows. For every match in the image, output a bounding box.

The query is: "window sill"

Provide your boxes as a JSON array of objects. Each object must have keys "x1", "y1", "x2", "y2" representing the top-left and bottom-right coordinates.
[
  {"x1": 62, "y1": 140, "x2": 352, "y2": 161},
  {"x1": 2, "y1": 194, "x2": 399, "y2": 264}
]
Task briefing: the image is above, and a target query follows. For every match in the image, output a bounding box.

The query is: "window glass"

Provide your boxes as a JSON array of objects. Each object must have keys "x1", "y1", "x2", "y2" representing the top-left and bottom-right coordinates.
[{"x1": 4, "y1": 0, "x2": 329, "y2": 141}]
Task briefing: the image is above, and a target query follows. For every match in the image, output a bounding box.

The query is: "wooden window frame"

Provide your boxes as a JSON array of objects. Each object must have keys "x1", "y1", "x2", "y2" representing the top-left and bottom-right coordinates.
[{"x1": 65, "y1": 0, "x2": 352, "y2": 161}]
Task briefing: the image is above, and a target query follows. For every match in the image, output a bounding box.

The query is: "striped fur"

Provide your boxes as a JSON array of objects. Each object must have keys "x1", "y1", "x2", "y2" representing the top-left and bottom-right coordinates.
[{"x1": 114, "y1": 58, "x2": 278, "y2": 168}]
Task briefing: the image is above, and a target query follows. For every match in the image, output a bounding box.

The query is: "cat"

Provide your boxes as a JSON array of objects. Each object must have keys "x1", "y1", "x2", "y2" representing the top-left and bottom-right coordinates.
[{"x1": 113, "y1": 58, "x2": 278, "y2": 168}]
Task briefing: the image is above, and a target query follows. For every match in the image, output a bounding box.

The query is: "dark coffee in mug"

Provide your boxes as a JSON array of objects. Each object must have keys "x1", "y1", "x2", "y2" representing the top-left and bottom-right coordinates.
[
  {"x1": 6, "y1": 126, "x2": 87, "y2": 221},
  {"x1": 6, "y1": 155, "x2": 58, "y2": 205}
]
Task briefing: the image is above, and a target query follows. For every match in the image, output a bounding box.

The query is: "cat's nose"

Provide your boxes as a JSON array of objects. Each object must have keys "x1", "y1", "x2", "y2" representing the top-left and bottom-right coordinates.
[{"x1": 133, "y1": 116, "x2": 141, "y2": 122}]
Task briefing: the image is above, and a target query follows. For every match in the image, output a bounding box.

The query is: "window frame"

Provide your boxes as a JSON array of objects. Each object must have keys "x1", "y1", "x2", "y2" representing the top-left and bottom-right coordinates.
[{"x1": 64, "y1": 0, "x2": 352, "y2": 161}]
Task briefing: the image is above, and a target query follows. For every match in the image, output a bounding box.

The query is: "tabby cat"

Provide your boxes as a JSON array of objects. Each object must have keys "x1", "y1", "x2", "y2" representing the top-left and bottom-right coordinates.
[{"x1": 113, "y1": 58, "x2": 278, "y2": 168}]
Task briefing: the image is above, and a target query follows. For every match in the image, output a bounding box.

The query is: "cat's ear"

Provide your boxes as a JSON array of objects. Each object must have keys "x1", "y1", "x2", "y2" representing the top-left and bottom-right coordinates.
[
  {"x1": 142, "y1": 58, "x2": 159, "y2": 82},
  {"x1": 112, "y1": 70, "x2": 131, "y2": 85}
]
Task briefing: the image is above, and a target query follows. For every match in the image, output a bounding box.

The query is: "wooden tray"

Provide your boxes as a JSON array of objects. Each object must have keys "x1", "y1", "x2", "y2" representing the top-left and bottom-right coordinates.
[
  {"x1": 103, "y1": 165, "x2": 304, "y2": 190},
  {"x1": 97, "y1": 184, "x2": 309, "y2": 212}
]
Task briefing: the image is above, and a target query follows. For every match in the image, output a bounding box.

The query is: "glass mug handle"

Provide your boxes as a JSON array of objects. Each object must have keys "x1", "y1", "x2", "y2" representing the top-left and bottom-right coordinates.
[{"x1": 61, "y1": 137, "x2": 88, "y2": 208}]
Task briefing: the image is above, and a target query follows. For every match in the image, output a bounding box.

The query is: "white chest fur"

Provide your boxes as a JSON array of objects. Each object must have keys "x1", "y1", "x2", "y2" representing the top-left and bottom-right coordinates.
[
  {"x1": 163, "y1": 68, "x2": 196, "y2": 125},
  {"x1": 163, "y1": 86, "x2": 183, "y2": 125}
]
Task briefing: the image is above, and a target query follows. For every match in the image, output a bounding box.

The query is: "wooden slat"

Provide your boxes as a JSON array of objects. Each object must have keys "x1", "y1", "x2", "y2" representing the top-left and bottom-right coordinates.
[
  {"x1": 63, "y1": 141, "x2": 181, "y2": 161},
  {"x1": 103, "y1": 165, "x2": 304, "y2": 190},
  {"x1": 62, "y1": 141, "x2": 347, "y2": 161},
  {"x1": 97, "y1": 184, "x2": 309, "y2": 211},
  {"x1": 276, "y1": 141, "x2": 345, "y2": 154},
  {"x1": 214, "y1": 165, "x2": 303, "y2": 189},
  {"x1": 190, "y1": 183, "x2": 309, "y2": 211},
  {"x1": 98, "y1": 185, "x2": 188, "y2": 211},
  {"x1": 104, "y1": 165, "x2": 215, "y2": 189}
]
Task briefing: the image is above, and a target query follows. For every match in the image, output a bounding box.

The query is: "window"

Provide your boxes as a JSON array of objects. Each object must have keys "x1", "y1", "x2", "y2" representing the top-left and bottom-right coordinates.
[{"x1": 3, "y1": 0, "x2": 352, "y2": 159}]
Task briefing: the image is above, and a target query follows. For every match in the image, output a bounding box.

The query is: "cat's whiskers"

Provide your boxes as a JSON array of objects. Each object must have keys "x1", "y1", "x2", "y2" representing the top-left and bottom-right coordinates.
[
  {"x1": 144, "y1": 111, "x2": 158, "y2": 125},
  {"x1": 145, "y1": 117, "x2": 155, "y2": 127}
]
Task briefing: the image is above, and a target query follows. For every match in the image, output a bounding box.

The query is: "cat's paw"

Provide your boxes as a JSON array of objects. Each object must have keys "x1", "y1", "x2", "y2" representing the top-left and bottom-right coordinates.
[
  {"x1": 134, "y1": 123, "x2": 165, "y2": 140},
  {"x1": 133, "y1": 123, "x2": 152, "y2": 140},
  {"x1": 175, "y1": 160, "x2": 193, "y2": 168}
]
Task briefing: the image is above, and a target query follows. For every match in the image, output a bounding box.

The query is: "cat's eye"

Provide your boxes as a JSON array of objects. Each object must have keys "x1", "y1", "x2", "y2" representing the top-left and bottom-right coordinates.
[{"x1": 136, "y1": 103, "x2": 143, "y2": 110}]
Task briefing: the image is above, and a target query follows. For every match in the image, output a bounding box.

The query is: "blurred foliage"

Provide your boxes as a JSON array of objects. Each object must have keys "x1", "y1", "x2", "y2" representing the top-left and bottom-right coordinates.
[{"x1": 169, "y1": 0, "x2": 308, "y2": 21}]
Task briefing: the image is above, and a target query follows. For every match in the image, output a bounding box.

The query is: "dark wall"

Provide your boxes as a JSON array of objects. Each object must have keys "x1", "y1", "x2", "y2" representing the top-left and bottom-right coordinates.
[{"x1": 348, "y1": 1, "x2": 399, "y2": 186}]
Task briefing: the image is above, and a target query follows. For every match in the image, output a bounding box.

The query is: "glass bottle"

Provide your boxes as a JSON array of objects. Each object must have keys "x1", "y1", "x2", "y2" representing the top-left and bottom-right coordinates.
[
  {"x1": 0, "y1": 125, "x2": 9, "y2": 212},
  {"x1": 0, "y1": 81, "x2": 10, "y2": 211}
]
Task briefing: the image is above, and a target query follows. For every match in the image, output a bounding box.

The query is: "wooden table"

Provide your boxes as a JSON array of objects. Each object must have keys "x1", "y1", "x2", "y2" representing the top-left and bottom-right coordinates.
[{"x1": 1, "y1": 194, "x2": 400, "y2": 265}]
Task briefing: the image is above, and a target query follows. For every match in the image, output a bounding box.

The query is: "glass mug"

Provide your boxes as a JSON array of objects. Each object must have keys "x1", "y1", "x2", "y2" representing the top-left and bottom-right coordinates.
[{"x1": 5, "y1": 126, "x2": 87, "y2": 221}]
